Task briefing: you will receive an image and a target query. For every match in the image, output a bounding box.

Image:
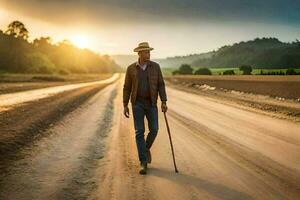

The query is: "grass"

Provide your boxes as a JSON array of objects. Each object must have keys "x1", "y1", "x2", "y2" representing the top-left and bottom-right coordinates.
[{"x1": 162, "y1": 67, "x2": 300, "y2": 76}]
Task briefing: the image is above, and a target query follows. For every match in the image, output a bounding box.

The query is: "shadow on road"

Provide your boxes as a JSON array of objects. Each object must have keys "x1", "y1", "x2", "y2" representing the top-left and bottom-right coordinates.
[{"x1": 149, "y1": 167, "x2": 254, "y2": 200}]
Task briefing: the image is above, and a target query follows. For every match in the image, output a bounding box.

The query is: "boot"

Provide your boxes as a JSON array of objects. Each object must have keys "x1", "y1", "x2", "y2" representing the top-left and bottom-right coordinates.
[{"x1": 139, "y1": 162, "x2": 147, "y2": 175}]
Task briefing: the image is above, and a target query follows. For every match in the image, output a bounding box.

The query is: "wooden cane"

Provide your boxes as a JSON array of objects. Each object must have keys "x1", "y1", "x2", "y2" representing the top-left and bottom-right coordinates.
[{"x1": 163, "y1": 111, "x2": 179, "y2": 173}]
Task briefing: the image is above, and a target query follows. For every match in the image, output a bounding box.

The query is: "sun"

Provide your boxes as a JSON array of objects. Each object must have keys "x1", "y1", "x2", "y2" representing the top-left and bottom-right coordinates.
[{"x1": 70, "y1": 35, "x2": 90, "y2": 49}]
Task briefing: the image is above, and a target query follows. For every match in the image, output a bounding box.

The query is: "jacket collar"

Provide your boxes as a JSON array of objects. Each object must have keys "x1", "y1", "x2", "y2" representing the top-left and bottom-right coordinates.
[{"x1": 135, "y1": 59, "x2": 151, "y2": 69}]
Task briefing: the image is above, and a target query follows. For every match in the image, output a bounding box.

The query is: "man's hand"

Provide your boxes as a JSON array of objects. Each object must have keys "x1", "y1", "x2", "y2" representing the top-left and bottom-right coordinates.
[
  {"x1": 124, "y1": 106, "x2": 130, "y2": 118},
  {"x1": 161, "y1": 102, "x2": 168, "y2": 113}
]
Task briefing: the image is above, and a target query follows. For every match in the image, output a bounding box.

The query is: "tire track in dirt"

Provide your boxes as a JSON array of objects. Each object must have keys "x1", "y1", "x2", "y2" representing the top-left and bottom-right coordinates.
[
  {"x1": 168, "y1": 109, "x2": 300, "y2": 199},
  {"x1": 0, "y1": 83, "x2": 111, "y2": 174},
  {"x1": 53, "y1": 87, "x2": 117, "y2": 200},
  {"x1": 0, "y1": 82, "x2": 118, "y2": 200}
]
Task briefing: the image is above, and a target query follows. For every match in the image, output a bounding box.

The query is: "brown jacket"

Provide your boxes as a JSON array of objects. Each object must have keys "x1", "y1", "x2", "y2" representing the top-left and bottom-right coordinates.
[{"x1": 123, "y1": 60, "x2": 167, "y2": 107}]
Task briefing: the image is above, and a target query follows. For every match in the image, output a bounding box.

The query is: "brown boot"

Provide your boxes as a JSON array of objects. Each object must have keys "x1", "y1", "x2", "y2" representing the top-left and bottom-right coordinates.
[{"x1": 139, "y1": 162, "x2": 147, "y2": 175}]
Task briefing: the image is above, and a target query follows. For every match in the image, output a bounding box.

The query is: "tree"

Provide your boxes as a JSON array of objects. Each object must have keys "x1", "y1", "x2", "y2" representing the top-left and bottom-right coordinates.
[
  {"x1": 0, "y1": 20, "x2": 121, "y2": 74},
  {"x1": 172, "y1": 70, "x2": 179, "y2": 75},
  {"x1": 2, "y1": 22, "x2": 31, "y2": 72},
  {"x1": 239, "y1": 65, "x2": 252, "y2": 75},
  {"x1": 194, "y1": 67, "x2": 212, "y2": 75},
  {"x1": 5, "y1": 21, "x2": 29, "y2": 40},
  {"x1": 223, "y1": 70, "x2": 235, "y2": 75},
  {"x1": 177, "y1": 64, "x2": 193, "y2": 75},
  {"x1": 33, "y1": 36, "x2": 52, "y2": 47},
  {"x1": 286, "y1": 68, "x2": 298, "y2": 75},
  {"x1": 24, "y1": 52, "x2": 55, "y2": 73}
]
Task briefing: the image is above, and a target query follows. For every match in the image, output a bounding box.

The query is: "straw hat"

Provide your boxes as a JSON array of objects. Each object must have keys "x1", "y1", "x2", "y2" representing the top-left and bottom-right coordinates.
[{"x1": 133, "y1": 42, "x2": 154, "y2": 52}]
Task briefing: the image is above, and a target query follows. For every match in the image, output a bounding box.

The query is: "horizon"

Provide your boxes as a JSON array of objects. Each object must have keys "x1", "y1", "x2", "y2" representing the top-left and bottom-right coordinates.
[
  {"x1": 106, "y1": 37, "x2": 299, "y2": 60},
  {"x1": 1, "y1": 0, "x2": 300, "y2": 58}
]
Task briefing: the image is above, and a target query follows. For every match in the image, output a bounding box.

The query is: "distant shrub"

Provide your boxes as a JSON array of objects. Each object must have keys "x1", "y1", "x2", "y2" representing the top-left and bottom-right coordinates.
[
  {"x1": 31, "y1": 76, "x2": 65, "y2": 82},
  {"x1": 172, "y1": 70, "x2": 179, "y2": 75},
  {"x1": 223, "y1": 70, "x2": 235, "y2": 75},
  {"x1": 194, "y1": 67, "x2": 212, "y2": 75},
  {"x1": 176, "y1": 64, "x2": 193, "y2": 75},
  {"x1": 58, "y1": 69, "x2": 70, "y2": 75},
  {"x1": 286, "y1": 68, "x2": 298, "y2": 75},
  {"x1": 239, "y1": 65, "x2": 252, "y2": 75},
  {"x1": 172, "y1": 64, "x2": 194, "y2": 75},
  {"x1": 259, "y1": 70, "x2": 285, "y2": 75}
]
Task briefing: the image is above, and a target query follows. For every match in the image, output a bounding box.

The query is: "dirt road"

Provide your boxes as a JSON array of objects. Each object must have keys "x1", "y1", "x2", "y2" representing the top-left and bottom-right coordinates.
[
  {"x1": 0, "y1": 73, "x2": 119, "y2": 112},
  {"x1": 0, "y1": 74, "x2": 299, "y2": 200}
]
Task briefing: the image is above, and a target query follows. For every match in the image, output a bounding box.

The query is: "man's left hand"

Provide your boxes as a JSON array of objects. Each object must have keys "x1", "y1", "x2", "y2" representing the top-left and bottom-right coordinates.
[{"x1": 161, "y1": 102, "x2": 168, "y2": 113}]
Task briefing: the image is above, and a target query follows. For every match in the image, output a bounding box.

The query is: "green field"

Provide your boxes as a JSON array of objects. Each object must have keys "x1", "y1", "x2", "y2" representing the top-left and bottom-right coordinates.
[{"x1": 162, "y1": 67, "x2": 300, "y2": 76}]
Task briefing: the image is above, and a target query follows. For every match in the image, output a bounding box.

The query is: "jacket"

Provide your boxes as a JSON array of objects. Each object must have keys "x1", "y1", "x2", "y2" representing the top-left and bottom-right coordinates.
[{"x1": 123, "y1": 60, "x2": 167, "y2": 107}]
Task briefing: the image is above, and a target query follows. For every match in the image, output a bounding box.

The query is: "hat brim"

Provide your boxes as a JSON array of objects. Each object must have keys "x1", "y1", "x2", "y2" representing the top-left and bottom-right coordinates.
[{"x1": 133, "y1": 47, "x2": 154, "y2": 52}]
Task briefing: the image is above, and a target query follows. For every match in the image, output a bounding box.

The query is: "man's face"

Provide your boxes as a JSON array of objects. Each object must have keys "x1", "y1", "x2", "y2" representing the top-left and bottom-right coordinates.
[{"x1": 138, "y1": 50, "x2": 150, "y2": 61}]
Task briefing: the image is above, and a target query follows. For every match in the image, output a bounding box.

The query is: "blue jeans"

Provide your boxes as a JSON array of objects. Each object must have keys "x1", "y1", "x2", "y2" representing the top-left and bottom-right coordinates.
[{"x1": 131, "y1": 98, "x2": 159, "y2": 164}]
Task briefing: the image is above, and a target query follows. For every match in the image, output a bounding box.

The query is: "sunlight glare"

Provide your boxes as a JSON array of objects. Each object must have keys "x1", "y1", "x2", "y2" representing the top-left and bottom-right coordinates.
[{"x1": 70, "y1": 35, "x2": 90, "y2": 49}]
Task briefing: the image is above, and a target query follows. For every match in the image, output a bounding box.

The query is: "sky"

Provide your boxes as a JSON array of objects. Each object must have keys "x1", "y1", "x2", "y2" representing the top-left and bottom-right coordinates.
[{"x1": 1, "y1": 0, "x2": 300, "y2": 58}]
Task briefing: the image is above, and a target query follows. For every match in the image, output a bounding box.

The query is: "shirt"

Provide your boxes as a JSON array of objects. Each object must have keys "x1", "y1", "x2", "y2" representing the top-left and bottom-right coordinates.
[
  {"x1": 136, "y1": 60, "x2": 151, "y2": 100},
  {"x1": 136, "y1": 60, "x2": 148, "y2": 71}
]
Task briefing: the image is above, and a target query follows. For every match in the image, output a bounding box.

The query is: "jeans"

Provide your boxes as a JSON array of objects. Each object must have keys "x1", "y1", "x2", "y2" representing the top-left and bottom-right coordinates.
[{"x1": 131, "y1": 98, "x2": 159, "y2": 164}]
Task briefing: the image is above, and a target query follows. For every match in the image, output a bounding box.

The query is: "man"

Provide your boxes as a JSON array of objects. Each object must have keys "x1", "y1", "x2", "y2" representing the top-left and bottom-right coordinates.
[{"x1": 123, "y1": 42, "x2": 168, "y2": 175}]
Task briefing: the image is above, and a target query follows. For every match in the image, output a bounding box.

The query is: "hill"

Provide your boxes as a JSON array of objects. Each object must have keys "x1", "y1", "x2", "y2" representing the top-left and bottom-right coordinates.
[
  {"x1": 192, "y1": 38, "x2": 300, "y2": 68},
  {"x1": 154, "y1": 52, "x2": 213, "y2": 68}
]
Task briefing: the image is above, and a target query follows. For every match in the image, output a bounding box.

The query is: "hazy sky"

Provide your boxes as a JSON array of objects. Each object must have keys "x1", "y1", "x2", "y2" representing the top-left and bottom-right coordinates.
[{"x1": 1, "y1": 0, "x2": 299, "y2": 58}]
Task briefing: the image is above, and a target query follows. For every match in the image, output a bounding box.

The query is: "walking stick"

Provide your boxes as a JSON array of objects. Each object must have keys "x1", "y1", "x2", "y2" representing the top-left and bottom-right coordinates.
[{"x1": 163, "y1": 111, "x2": 179, "y2": 173}]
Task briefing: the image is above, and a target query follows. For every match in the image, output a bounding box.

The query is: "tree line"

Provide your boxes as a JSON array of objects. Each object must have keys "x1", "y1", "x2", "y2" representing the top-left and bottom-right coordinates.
[
  {"x1": 0, "y1": 21, "x2": 121, "y2": 74},
  {"x1": 172, "y1": 64, "x2": 300, "y2": 75},
  {"x1": 192, "y1": 38, "x2": 300, "y2": 68}
]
